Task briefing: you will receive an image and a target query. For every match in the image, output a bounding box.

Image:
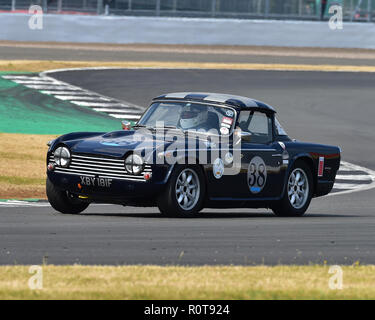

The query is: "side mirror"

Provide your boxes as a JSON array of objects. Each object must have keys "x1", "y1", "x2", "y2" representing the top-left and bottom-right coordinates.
[
  {"x1": 240, "y1": 131, "x2": 252, "y2": 142},
  {"x1": 233, "y1": 128, "x2": 252, "y2": 145},
  {"x1": 121, "y1": 120, "x2": 133, "y2": 131}
]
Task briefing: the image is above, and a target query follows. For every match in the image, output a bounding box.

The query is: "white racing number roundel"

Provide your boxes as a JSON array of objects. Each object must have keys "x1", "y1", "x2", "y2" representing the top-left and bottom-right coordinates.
[{"x1": 247, "y1": 156, "x2": 267, "y2": 194}]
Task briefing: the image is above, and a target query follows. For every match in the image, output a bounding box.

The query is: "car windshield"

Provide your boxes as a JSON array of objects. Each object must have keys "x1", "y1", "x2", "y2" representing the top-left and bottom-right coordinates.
[
  {"x1": 275, "y1": 118, "x2": 288, "y2": 136},
  {"x1": 138, "y1": 102, "x2": 236, "y2": 135}
]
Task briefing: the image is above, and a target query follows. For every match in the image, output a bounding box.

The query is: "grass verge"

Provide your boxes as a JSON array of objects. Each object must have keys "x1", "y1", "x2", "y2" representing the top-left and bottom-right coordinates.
[
  {"x1": 0, "y1": 265, "x2": 374, "y2": 300},
  {"x1": 0, "y1": 133, "x2": 56, "y2": 199}
]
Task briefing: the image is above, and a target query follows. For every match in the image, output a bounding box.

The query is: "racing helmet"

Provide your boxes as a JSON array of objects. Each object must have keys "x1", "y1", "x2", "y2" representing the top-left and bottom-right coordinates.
[{"x1": 179, "y1": 105, "x2": 208, "y2": 129}]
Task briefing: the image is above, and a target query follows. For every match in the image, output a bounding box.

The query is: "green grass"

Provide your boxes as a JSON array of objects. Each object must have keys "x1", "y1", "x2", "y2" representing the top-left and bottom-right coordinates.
[
  {"x1": 0, "y1": 176, "x2": 45, "y2": 185},
  {"x1": 0, "y1": 265, "x2": 374, "y2": 300},
  {"x1": 0, "y1": 74, "x2": 122, "y2": 135}
]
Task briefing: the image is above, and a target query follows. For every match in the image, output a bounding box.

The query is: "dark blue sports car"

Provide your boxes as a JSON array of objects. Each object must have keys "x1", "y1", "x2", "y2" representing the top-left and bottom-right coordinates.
[{"x1": 46, "y1": 92, "x2": 341, "y2": 217}]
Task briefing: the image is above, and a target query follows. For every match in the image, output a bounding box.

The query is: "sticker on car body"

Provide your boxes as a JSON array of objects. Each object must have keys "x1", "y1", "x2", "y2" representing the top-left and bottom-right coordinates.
[{"x1": 213, "y1": 158, "x2": 224, "y2": 179}]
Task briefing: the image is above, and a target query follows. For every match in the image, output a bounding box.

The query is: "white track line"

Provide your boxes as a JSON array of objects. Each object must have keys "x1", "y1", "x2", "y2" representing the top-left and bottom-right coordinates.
[
  {"x1": 41, "y1": 90, "x2": 99, "y2": 95},
  {"x1": 336, "y1": 174, "x2": 372, "y2": 181},
  {"x1": 0, "y1": 201, "x2": 50, "y2": 207},
  {"x1": 329, "y1": 161, "x2": 375, "y2": 196},
  {"x1": 70, "y1": 101, "x2": 126, "y2": 107},
  {"x1": 54, "y1": 95, "x2": 110, "y2": 101},
  {"x1": 3, "y1": 73, "x2": 145, "y2": 120},
  {"x1": 25, "y1": 85, "x2": 81, "y2": 90},
  {"x1": 92, "y1": 108, "x2": 142, "y2": 113},
  {"x1": 2, "y1": 75, "x2": 43, "y2": 80},
  {"x1": 13, "y1": 80, "x2": 59, "y2": 85}
]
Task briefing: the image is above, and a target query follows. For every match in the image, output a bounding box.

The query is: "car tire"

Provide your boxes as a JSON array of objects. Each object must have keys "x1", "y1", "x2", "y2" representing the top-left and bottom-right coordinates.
[
  {"x1": 46, "y1": 177, "x2": 89, "y2": 214},
  {"x1": 271, "y1": 160, "x2": 313, "y2": 217},
  {"x1": 157, "y1": 165, "x2": 206, "y2": 217}
]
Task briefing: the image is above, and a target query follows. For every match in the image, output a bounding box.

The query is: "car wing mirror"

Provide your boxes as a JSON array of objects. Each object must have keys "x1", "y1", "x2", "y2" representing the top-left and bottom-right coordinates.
[{"x1": 233, "y1": 128, "x2": 252, "y2": 145}]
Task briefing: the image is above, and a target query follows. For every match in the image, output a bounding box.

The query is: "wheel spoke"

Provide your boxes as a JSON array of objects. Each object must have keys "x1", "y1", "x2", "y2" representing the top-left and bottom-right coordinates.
[
  {"x1": 290, "y1": 173, "x2": 295, "y2": 184},
  {"x1": 186, "y1": 174, "x2": 193, "y2": 184},
  {"x1": 177, "y1": 194, "x2": 184, "y2": 203},
  {"x1": 295, "y1": 172, "x2": 301, "y2": 183},
  {"x1": 290, "y1": 194, "x2": 296, "y2": 204},
  {"x1": 295, "y1": 193, "x2": 301, "y2": 203},
  {"x1": 181, "y1": 172, "x2": 187, "y2": 182}
]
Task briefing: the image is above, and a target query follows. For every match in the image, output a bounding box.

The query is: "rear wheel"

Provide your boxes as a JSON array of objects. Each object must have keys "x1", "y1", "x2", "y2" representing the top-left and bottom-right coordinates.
[
  {"x1": 272, "y1": 160, "x2": 313, "y2": 217},
  {"x1": 46, "y1": 177, "x2": 89, "y2": 214},
  {"x1": 157, "y1": 166, "x2": 206, "y2": 217}
]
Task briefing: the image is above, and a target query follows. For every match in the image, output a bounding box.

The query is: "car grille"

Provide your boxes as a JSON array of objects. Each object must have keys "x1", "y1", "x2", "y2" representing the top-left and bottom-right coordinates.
[{"x1": 49, "y1": 153, "x2": 151, "y2": 181}]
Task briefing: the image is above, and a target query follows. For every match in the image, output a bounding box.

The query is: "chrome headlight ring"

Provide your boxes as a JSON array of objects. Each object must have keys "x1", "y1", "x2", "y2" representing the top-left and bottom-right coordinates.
[
  {"x1": 124, "y1": 154, "x2": 144, "y2": 175},
  {"x1": 54, "y1": 146, "x2": 71, "y2": 168}
]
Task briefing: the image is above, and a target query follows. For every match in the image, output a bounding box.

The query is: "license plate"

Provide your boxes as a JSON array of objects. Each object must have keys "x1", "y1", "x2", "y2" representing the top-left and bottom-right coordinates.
[{"x1": 80, "y1": 176, "x2": 112, "y2": 188}]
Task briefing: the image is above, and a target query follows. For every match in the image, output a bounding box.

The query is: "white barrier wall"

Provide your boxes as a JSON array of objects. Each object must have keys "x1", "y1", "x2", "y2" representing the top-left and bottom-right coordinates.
[{"x1": 1, "y1": 13, "x2": 374, "y2": 48}]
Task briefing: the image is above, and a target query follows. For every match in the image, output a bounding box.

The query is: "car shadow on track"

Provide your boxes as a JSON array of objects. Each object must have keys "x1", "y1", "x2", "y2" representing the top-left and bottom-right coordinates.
[{"x1": 80, "y1": 212, "x2": 358, "y2": 219}]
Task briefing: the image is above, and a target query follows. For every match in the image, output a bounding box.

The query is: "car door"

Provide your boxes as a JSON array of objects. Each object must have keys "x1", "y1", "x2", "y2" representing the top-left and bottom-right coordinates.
[
  {"x1": 235, "y1": 110, "x2": 285, "y2": 199},
  {"x1": 206, "y1": 110, "x2": 285, "y2": 199}
]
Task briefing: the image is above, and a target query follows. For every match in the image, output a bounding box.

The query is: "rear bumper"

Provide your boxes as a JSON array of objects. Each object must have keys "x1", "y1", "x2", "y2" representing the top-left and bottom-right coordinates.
[
  {"x1": 47, "y1": 171, "x2": 165, "y2": 203},
  {"x1": 315, "y1": 180, "x2": 334, "y2": 197}
]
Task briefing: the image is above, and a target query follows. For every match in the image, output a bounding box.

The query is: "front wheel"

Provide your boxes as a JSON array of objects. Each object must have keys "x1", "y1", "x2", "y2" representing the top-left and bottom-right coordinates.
[
  {"x1": 46, "y1": 177, "x2": 89, "y2": 214},
  {"x1": 272, "y1": 160, "x2": 313, "y2": 217},
  {"x1": 157, "y1": 166, "x2": 206, "y2": 217}
]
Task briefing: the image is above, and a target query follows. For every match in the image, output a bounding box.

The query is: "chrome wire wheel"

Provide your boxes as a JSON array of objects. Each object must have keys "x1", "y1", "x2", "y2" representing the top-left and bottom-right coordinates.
[
  {"x1": 288, "y1": 168, "x2": 309, "y2": 210},
  {"x1": 175, "y1": 168, "x2": 200, "y2": 211}
]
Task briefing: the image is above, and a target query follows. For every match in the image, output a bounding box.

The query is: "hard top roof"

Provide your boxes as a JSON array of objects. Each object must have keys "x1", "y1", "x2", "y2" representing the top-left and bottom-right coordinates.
[{"x1": 153, "y1": 92, "x2": 276, "y2": 113}]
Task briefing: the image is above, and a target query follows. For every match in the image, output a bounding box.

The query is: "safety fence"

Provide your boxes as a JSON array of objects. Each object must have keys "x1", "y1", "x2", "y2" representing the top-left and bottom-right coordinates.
[{"x1": 0, "y1": 0, "x2": 374, "y2": 22}]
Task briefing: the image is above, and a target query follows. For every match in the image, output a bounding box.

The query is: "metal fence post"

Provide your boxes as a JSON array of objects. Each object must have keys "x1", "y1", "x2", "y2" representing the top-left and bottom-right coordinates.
[
  {"x1": 128, "y1": 0, "x2": 132, "y2": 11},
  {"x1": 298, "y1": 0, "x2": 302, "y2": 16},
  {"x1": 265, "y1": 0, "x2": 270, "y2": 18},
  {"x1": 211, "y1": 0, "x2": 216, "y2": 17},
  {"x1": 156, "y1": 0, "x2": 160, "y2": 16},
  {"x1": 11, "y1": 0, "x2": 16, "y2": 11},
  {"x1": 368, "y1": 0, "x2": 372, "y2": 21},
  {"x1": 57, "y1": 0, "x2": 62, "y2": 13},
  {"x1": 173, "y1": 0, "x2": 177, "y2": 12},
  {"x1": 97, "y1": 0, "x2": 103, "y2": 14},
  {"x1": 42, "y1": 0, "x2": 47, "y2": 12}
]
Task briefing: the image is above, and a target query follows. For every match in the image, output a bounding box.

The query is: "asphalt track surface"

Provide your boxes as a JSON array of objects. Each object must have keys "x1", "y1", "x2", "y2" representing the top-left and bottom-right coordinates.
[{"x1": 1, "y1": 68, "x2": 375, "y2": 265}]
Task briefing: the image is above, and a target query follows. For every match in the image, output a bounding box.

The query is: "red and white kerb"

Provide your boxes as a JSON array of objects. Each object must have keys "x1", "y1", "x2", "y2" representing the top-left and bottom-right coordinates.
[{"x1": 318, "y1": 157, "x2": 325, "y2": 177}]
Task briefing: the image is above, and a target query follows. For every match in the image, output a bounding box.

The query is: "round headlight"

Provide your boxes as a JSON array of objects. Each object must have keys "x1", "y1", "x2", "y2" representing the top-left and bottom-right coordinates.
[
  {"x1": 125, "y1": 154, "x2": 144, "y2": 175},
  {"x1": 54, "y1": 147, "x2": 71, "y2": 168}
]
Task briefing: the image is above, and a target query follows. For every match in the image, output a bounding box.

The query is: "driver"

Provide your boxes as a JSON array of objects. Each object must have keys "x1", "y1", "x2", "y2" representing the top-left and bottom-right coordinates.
[{"x1": 179, "y1": 104, "x2": 208, "y2": 130}]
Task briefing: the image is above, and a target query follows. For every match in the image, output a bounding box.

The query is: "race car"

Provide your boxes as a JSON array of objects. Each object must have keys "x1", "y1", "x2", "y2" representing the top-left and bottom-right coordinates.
[{"x1": 46, "y1": 92, "x2": 341, "y2": 217}]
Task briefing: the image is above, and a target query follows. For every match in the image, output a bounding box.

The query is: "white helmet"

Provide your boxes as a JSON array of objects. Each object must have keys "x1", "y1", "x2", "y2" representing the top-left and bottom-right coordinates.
[{"x1": 179, "y1": 105, "x2": 208, "y2": 129}]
